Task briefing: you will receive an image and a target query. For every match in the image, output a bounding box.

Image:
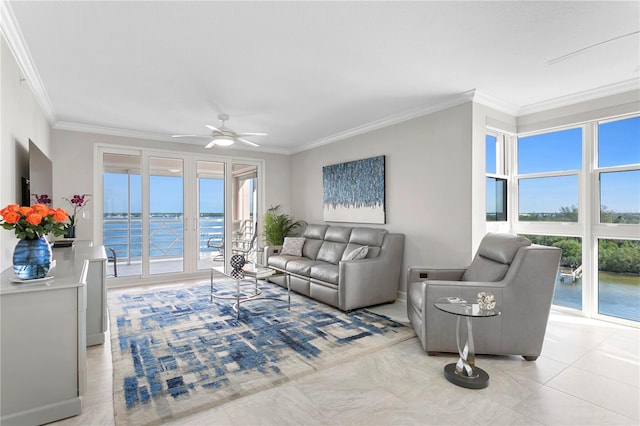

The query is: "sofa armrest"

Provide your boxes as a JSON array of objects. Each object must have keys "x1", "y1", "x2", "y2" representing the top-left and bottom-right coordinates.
[
  {"x1": 339, "y1": 258, "x2": 392, "y2": 310},
  {"x1": 263, "y1": 245, "x2": 282, "y2": 264},
  {"x1": 338, "y1": 233, "x2": 404, "y2": 311}
]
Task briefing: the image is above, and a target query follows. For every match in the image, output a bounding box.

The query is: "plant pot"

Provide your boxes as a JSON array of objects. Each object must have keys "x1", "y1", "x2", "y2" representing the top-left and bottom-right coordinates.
[
  {"x1": 64, "y1": 226, "x2": 76, "y2": 239},
  {"x1": 12, "y1": 236, "x2": 53, "y2": 280}
]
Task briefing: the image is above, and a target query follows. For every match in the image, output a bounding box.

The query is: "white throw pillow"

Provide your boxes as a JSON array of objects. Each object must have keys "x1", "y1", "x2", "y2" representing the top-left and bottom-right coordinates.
[
  {"x1": 344, "y1": 245, "x2": 369, "y2": 261},
  {"x1": 280, "y1": 237, "x2": 306, "y2": 256}
]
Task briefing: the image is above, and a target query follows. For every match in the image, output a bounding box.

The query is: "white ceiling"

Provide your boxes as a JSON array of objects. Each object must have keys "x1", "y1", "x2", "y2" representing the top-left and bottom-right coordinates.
[{"x1": 4, "y1": 1, "x2": 640, "y2": 154}]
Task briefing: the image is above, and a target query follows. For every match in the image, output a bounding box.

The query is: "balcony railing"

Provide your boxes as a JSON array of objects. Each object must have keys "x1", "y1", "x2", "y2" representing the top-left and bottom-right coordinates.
[{"x1": 104, "y1": 215, "x2": 224, "y2": 262}]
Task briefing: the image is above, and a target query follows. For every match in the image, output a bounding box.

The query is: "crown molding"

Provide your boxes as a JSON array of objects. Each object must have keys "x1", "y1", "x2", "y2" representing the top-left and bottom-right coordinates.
[
  {"x1": 54, "y1": 121, "x2": 292, "y2": 155},
  {"x1": 517, "y1": 78, "x2": 640, "y2": 116},
  {"x1": 0, "y1": 1, "x2": 57, "y2": 124},
  {"x1": 469, "y1": 90, "x2": 521, "y2": 116},
  {"x1": 293, "y1": 91, "x2": 480, "y2": 154}
]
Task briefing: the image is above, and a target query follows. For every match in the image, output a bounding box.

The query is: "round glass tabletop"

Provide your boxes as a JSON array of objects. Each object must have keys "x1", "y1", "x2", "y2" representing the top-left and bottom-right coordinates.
[{"x1": 433, "y1": 296, "x2": 501, "y2": 317}]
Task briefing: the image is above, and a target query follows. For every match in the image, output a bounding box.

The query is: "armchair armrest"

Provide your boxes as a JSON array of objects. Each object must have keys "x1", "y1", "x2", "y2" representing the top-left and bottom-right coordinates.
[{"x1": 407, "y1": 267, "x2": 466, "y2": 283}]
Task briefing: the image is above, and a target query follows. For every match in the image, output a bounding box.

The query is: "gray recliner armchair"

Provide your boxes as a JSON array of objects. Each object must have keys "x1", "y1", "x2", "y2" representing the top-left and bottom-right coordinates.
[{"x1": 407, "y1": 233, "x2": 561, "y2": 361}]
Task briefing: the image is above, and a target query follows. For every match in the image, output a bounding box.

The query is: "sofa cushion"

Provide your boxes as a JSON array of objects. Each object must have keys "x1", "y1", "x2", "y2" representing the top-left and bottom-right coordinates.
[
  {"x1": 343, "y1": 245, "x2": 369, "y2": 261},
  {"x1": 324, "y1": 226, "x2": 352, "y2": 243},
  {"x1": 286, "y1": 259, "x2": 323, "y2": 277},
  {"x1": 349, "y1": 227, "x2": 387, "y2": 247},
  {"x1": 316, "y1": 241, "x2": 348, "y2": 264},
  {"x1": 281, "y1": 237, "x2": 306, "y2": 256},
  {"x1": 302, "y1": 238, "x2": 323, "y2": 260},
  {"x1": 303, "y1": 224, "x2": 329, "y2": 240},
  {"x1": 310, "y1": 263, "x2": 340, "y2": 284},
  {"x1": 267, "y1": 255, "x2": 301, "y2": 270}
]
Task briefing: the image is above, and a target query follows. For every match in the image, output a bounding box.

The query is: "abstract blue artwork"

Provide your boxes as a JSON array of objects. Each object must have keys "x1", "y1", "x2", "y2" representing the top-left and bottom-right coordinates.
[{"x1": 322, "y1": 155, "x2": 386, "y2": 223}]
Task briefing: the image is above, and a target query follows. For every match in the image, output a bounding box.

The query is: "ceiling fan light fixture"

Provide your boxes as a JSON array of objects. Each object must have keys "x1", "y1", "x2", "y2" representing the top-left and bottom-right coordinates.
[{"x1": 212, "y1": 136, "x2": 234, "y2": 146}]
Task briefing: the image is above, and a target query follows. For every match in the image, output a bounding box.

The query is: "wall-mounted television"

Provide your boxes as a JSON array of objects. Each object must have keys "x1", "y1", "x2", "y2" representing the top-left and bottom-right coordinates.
[{"x1": 23, "y1": 140, "x2": 53, "y2": 206}]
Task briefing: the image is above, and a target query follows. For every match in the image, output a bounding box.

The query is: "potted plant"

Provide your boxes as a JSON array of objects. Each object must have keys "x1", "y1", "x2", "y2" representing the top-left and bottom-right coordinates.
[
  {"x1": 63, "y1": 193, "x2": 91, "y2": 238},
  {"x1": 263, "y1": 205, "x2": 305, "y2": 246}
]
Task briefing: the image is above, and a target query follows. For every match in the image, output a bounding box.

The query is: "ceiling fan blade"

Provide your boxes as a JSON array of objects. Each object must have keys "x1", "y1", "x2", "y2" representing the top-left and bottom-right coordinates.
[
  {"x1": 237, "y1": 137, "x2": 260, "y2": 147},
  {"x1": 172, "y1": 134, "x2": 207, "y2": 138},
  {"x1": 205, "y1": 124, "x2": 221, "y2": 132},
  {"x1": 205, "y1": 140, "x2": 216, "y2": 149},
  {"x1": 235, "y1": 132, "x2": 267, "y2": 137}
]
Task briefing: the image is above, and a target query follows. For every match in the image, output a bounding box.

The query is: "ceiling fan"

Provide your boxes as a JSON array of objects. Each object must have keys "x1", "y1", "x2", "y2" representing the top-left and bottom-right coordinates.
[{"x1": 172, "y1": 113, "x2": 267, "y2": 148}]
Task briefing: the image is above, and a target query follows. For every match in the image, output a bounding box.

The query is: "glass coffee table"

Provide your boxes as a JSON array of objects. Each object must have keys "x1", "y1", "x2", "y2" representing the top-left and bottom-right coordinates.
[
  {"x1": 210, "y1": 264, "x2": 289, "y2": 319},
  {"x1": 433, "y1": 297, "x2": 501, "y2": 389}
]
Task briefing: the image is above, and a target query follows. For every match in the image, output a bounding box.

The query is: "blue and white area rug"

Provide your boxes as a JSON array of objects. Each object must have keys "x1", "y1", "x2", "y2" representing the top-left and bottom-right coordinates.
[{"x1": 108, "y1": 280, "x2": 414, "y2": 425}]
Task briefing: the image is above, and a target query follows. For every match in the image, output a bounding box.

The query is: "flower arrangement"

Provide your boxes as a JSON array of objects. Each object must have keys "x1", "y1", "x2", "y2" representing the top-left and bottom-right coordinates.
[
  {"x1": 63, "y1": 193, "x2": 92, "y2": 229},
  {"x1": 0, "y1": 203, "x2": 69, "y2": 240}
]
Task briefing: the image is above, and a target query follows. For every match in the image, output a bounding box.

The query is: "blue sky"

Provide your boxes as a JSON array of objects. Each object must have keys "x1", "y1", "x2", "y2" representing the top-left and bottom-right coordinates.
[
  {"x1": 104, "y1": 174, "x2": 224, "y2": 214},
  {"x1": 488, "y1": 116, "x2": 639, "y2": 214}
]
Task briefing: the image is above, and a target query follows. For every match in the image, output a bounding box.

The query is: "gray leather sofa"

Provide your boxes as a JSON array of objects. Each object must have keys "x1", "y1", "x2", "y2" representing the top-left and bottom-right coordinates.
[
  {"x1": 407, "y1": 233, "x2": 561, "y2": 361},
  {"x1": 265, "y1": 224, "x2": 405, "y2": 311}
]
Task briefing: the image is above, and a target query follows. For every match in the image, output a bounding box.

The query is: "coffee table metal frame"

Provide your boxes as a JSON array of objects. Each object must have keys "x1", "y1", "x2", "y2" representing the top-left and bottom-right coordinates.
[
  {"x1": 433, "y1": 297, "x2": 501, "y2": 389},
  {"x1": 210, "y1": 264, "x2": 290, "y2": 319}
]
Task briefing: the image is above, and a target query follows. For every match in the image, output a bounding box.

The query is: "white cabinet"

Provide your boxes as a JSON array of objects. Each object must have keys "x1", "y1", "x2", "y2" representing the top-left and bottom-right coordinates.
[
  {"x1": 54, "y1": 242, "x2": 107, "y2": 346},
  {"x1": 0, "y1": 242, "x2": 103, "y2": 425}
]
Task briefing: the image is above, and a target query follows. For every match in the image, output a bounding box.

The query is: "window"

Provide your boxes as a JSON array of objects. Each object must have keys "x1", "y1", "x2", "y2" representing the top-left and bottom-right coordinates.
[
  {"x1": 522, "y1": 235, "x2": 583, "y2": 310},
  {"x1": 597, "y1": 239, "x2": 640, "y2": 322},
  {"x1": 509, "y1": 114, "x2": 639, "y2": 325},
  {"x1": 516, "y1": 127, "x2": 582, "y2": 223},
  {"x1": 597, "y1": 116, "x2": 640, "y2": 225},
  {"x1": 518, "y1": 176, "x2": 579, "y2": 222},
  {"x1": 486, "y1": 134, "x2": 507, "y2": 222}
]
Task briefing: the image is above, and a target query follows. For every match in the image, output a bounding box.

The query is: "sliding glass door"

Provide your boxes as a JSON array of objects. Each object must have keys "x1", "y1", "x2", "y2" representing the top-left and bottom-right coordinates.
[
  {"x1": 100, "y1": 147, "x2": 261, "y2": 280},
  {"x1": 103, "y1": 152, "x2": 142, "y2": 277},
  {"x1": 148, "y1": 156, "x2": 184, "y2": 275},
  {"x1": 197, "y1": 160, "x2": 225, "y2": 270}
]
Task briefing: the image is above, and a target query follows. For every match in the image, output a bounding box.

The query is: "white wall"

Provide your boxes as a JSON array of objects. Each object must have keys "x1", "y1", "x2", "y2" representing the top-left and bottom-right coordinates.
[
  {"x1": 290, "y1": 102, "x2": 478, "y2": 298},
  {"x1": 51, "y1": 129, "x2": 291, "y2": 245},
  {"x1": 0, "y1": 35, "x2": 52, "y2": 270}
]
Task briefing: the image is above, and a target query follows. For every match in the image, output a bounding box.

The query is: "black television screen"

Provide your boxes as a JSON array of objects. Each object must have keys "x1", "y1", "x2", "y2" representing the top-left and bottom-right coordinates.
[{"x1": 26, "y1": 140, "x2": 53, "y2": 206}]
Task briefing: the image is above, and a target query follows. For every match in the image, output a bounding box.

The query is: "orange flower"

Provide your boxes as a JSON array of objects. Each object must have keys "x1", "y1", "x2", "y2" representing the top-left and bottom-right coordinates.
[
  {"x1": 1, "y1": 204, "x2": 19, "y2": 216},
  {"x1": 2, "y1": 211, "x2": 21, "y2": 224},
  {"x1": 1, "y1": 203, "x2": 67, "y2": 239},
  {"x1": 32, "y1": 204, "x2": 50, "y2": 216},
  {"x1": 25, "y1": 213, "x2": 43, "y2": 225},
  {"x1": 19, "y1": 206, "x2": 34, "y2": 216},
  {"x1": 52, "y1": 208, "x2": 69, "y2": 222}
]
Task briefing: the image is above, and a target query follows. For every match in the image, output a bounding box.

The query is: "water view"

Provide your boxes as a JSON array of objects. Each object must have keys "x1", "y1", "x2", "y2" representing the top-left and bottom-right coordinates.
[
  {"x1": 554, "y1": 269, "x2": 640, "y2": 322},
  {"x1": 104, "y1": 214, "x2": 223, "y2": 259}
]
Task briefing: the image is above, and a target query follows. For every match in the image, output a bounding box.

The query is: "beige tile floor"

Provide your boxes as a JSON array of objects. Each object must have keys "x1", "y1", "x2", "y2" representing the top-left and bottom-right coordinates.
[{"x1": 52, "y1": 278, "x2": 639, "y2": 426}]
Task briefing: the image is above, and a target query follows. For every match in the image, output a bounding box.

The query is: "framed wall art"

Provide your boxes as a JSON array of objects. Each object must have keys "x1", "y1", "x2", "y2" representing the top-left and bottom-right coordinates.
[{"x1": 322, "y1": 155, "x2": 385, "y2": 224}]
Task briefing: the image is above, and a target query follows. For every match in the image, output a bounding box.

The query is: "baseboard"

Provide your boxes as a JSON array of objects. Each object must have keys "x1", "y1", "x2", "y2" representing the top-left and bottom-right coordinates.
[{"x1": 1, "y1": 397, "x2": 82, "y2": 425}]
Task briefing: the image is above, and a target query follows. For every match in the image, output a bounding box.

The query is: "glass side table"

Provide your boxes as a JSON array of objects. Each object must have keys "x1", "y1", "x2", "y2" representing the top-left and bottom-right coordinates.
[
  {"x1": 210, "y1": 264, "x2": 288, "y2": 320},
  {"x1": 433, "y1": 297, "x2": 501, "y2": 389}
]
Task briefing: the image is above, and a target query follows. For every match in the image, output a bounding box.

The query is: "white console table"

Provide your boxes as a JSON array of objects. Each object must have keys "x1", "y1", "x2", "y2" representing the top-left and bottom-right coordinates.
[{"x1": 0, "y1": 241, "x2": 104, "y2": 425}]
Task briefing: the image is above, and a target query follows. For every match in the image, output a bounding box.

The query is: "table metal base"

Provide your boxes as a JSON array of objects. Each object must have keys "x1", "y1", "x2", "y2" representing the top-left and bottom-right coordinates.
[
  {"x1": 443, "y1": 363, "x2": 490, "y2": 389},
  {"x1": 210, "y1": 267, "x2": 290, "y2": 319}
]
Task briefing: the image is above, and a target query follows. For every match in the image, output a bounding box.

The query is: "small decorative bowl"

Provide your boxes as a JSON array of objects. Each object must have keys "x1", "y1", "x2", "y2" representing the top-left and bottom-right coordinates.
[{"x1": 477, "y1": 292, "x2": 496, "y2": 310}]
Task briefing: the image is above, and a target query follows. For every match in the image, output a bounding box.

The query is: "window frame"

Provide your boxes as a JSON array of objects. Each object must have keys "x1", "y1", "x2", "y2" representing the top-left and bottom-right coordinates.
[
  {"x1": 495, "y1": 113, "x2": 639, "y2": 327},
  {"x1": 485, "y1": 131, "x2": 509, "y2": 223}
]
